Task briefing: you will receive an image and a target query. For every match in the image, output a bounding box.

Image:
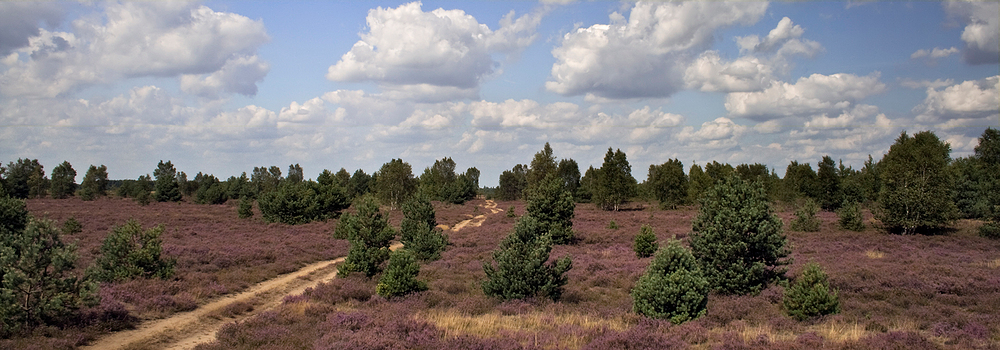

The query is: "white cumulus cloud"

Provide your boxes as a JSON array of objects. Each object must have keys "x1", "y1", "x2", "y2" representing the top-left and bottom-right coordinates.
[
  {"x1": 914, "y1": 75, "x2": 999, "y2": 122},
  {"x1": 546, "y1": 1, "x2": 768, "y2": 99},
  {"x1": 944, "y1": 0, "x2": 999, "y2": 65},
  {"x1": 725, "y1": 72, "x2": 886, "y2": 121},
  {"x1": 326, "y1": 1, "x2": 543, "y2": 102}
]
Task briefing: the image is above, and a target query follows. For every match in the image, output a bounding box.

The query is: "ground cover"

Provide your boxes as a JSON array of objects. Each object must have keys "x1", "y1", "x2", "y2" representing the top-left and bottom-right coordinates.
[{"x1": 198, "y1": 200, "x2": 1000, "y2": 349}]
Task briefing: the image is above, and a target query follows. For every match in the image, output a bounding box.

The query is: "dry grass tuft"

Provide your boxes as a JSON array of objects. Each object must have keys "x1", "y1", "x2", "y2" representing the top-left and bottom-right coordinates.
[
  {"x1": 975, "y1": 258, "x2": 1000, "y2": 269},
  {"x1": 417, "y1": 309, "x2": 630, "y2": 349},
  {"x1": 811, "y1": 320, "x2": 869, "y2": 343},
  {"x1": 864, "y1": 249, "x2": 885, "y2": 259}
]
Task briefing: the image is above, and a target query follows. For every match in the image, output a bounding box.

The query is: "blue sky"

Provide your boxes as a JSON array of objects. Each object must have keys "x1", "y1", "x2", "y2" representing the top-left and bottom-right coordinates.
[{"x1": 1, "y1": 1, "x2": 997, "y2": 187}]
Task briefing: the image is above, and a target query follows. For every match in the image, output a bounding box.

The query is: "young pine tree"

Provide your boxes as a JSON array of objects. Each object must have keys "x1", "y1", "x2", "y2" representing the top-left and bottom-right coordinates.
[
  {"x1": 783, "y1": 262, "x2": 840, "y2": 321},
  {"x1": 837, "y1": 201, "x2": 865, "y2": 232},
  {"x1": 376, "y1": 249, "x2": 428, "y2": 298},
  {"x1": 689, "y1": 175, "x2": 790, "y2": 295},
  {"x1": 790, "y1": 198, "x2": 821, "y2": 232},
  {"x1": 633, "y1": 224, "x2": 658, "y2": 258},
  {"x1": 482, "y1": 216, "x2": 572, "y2": 301},
  {"x1": 631, "y1": 239, "x2": 710, "y2": 324},
  {"x1": 89, "y1": 219, "x2": 175, "y2": 282},
  {"x1": 525, "y1": 174, "x2": 575, "y2": 244},
  {"x1": 400, "y1": 194, "x2": 448, "y2": 261},
  {"x1": 338, "y1": 195, "x2": 395, "y2": 278}
]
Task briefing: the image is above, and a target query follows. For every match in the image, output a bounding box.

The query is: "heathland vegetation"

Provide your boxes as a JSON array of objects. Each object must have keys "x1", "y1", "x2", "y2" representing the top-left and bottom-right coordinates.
[{"x1": 0, "y1": 128, "x2": 998, "y2": 349}]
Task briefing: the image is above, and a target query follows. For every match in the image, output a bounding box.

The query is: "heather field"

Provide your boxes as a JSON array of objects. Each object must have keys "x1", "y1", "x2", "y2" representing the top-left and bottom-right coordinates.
[{"x1": 11, "y1": 198, "x2": 1000, "y2": 349}]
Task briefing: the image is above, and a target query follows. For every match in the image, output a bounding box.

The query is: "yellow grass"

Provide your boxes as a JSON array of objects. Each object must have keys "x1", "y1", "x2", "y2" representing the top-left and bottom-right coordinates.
[
  {"x1": 736, "y1": 323, "x2": 797, "y2": 344},
  {"x1": 417, "y1": 309, "x2": 630, "y2": 349},
  {"x1": 975, "y1": 258, "x2": 1000, "y2": 269},
  {"x1": 864, "y1": 249, "x2": 885, "y2": 259},
  {"x1": 810, "y1": 320, "x2": 869, "y2": 342}
]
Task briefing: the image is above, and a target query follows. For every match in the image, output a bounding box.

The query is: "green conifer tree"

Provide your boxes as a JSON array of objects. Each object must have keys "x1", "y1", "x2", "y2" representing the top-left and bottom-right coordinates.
[
  {"x1": 338, "y1": 195, "x2": 395, "y2": 277},
  {"x1": 482, "y1": 216, "x2": 572, "y2": 301},
  {"x1": 376, "y1": 249, "x2": 428, "y2": 298},
  {"x1": 633, "y1": 224, "x2": 657, "y2": 258},
  {"x1": 783, "y1": 262, "x2": 840, "y2": 321},
  {"x1": 631, "y1": 239, "x2": 709, "y2": 324}
]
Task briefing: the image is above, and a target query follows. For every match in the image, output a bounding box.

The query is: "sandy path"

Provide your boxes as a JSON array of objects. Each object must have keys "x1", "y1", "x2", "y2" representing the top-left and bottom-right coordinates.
[{"x1": 81, "y1": 200, "x2": 499, "y2": 350}]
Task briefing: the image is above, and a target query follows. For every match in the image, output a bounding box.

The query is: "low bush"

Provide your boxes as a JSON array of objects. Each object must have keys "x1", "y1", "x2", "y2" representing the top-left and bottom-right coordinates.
[
  {"x1": 633, "y1": 224, "x2": 657, "y2": 258},
  {"x1": 837, "y1": 201, "x2": 865, "y2": 231},
  {"x1": 237, "y1": 196, "x2": 254, "y2": 219},
  {"x1": 338, "y1": 195, "x2": 395, "y2": 278},
  {"x1": 790, "y1": 198, "x2": 821, "y2": 232},
  {"x1": 89, "y1": 219, "x2": 175, "y2": 282},
  {"x1": 979, "y1": 222, "x2": 1000, "y2": 239},
  {"x1": 482, "y1": 216, "x2": 572, "y2": 301},
  {"x1": 631, "y1": 239, "x2": 709, "y2": 324},
  {"x1": 62, "y1": 216, "x2": 83, "y2": 234},
  {"x1": 783, "y1": 262, "x2": 839, "y2": 321},
  {"x1": 376, "y1": 249, "x2": 427, "y2": 298}
]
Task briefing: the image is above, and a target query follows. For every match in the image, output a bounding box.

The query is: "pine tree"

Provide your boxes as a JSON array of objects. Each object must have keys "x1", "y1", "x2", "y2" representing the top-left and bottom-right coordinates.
[
  {"x1": 648, "y1": 159, "x2": 688, "y2": 209},
  {"x1": 376, "y1": 249, "x2": 428, "y2": 298},
  {"x1": 153, "y1": 160, "x2": 182, "y2": 202},
  {"x1": 837, "y1": 201, "x2": 865, "y2": 231},
  {"x1": 689, "y1": 175, "x2": 790, "y2": 295},
  {"x1": 790, "y1": 198, "x2": 821, "y2": 232},
  {"x1": 594, "y1": 148, "x2": 636, "y2": 211},
  {"x1": 783, "y1": 262, "x2": 839, "y2": 321},
  {"x1": 1, "y1": 216, "x2": 96, "y2": 336},
  {"x1": 338, "y1": 195, "x2": 395, "y2": 277},
  {"x1": 817, "y1": 156, "x2": 842, "y2": 210},
  {"x1": 400, "y1": 194, "x2": 447, "y2": 261},
  {"x1": 525, "y1": 174, "x2": 575, "y2": 244},
  {"x1": 633, "y1": 224, "x2": 657, "y2": 258},
  {"x1": 631, "y1": 239, "x2": 709, "y2": 324},
  {"x1": 482, "y1": 216, "x2": 572, "y2": 301}
]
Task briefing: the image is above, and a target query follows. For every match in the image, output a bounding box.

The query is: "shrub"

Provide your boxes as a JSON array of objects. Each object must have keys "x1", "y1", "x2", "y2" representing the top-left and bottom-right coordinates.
[
  {"x1": 837, "y1": 201, "x2": 865, "y2": 231},
  {"x1": 259, "y1": 182, "x2": 349, "y2": 224},
  {"x1": 607, "y1": 220, "x2": 619, "y2": 230},
  {"x1": 1, "y1": 217, "x2": 97, "y2": 337},
  {"x1": 78, "y1": 165, "x2": 109, "y2": 201},
  {"x1": 62, "y1": 217, "x2": 83, "y2": 234},
  {"x1": 634, "y1": 224, "x2": 657, "y2": 258},
  {"x1": 338, "y1": 195, "x2": 395, "y2": 278},
  {"x1": 689, "y1": 175, "x2": 790, "y2": 295},
  {"x1": 979, "y1": 223, "x2": 1000, "y2": 239},
  {"x1": 631, "y1": 239, "x2": 709, "y2": 324},
  {"x1": 153, "y1": 160, "x2": 182, "y2": 202},
  {"x1": 506, "y1": 205, "x2": 516, "y2": 218},
  {"x1": 783, "y1": 262, "x2": 840, "y2": 321},
  {"x1": 790, "y1": 198, "x2": 821, "y2": 232},
  {"x1": 89, "y1": 219, "x2": 176, "y2": 282},
  {"x1": 399, "y1": 194, "x2": 447, "y2": 261},
  {"x1": 482, "y1": 216, "x2": 572, "y2": 301},
  {"x1": 238, "y1": 196, "x2": 254, "y2": 219},
  {"x1": 376, "y1": 250, "x2": 428, "y2": 298}
]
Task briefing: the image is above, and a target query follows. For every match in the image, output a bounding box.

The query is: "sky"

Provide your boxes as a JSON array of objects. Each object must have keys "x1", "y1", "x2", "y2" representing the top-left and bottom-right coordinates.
[{"x1": 0, "y1": 1, "x2": 997, "y2": 187}]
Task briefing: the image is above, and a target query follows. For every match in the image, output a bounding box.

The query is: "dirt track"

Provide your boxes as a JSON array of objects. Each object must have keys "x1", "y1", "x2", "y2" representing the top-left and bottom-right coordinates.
[{"x1": 82, "y1": 200, "x2": 499, "y2": 350}]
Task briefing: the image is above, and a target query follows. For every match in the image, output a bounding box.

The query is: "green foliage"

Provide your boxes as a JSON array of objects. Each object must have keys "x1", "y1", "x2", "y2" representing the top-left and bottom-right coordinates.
[
  {"x1": 951, "y1": 156, "x2": 991, "y2": 218},
  {"x1": 49, "y1": 161, "x2": 77, "y2": 199},
  {"x1": 686, "y1": 163, "x2": 712, "y2": 204},
  {"x1": 506, "y1": 206, "x2": 516, "y2": 218},
  {"x1": 783, "y1": 262, "x2": 840, "y2": 321},
  {"x1": 525, "y1": 175, "x2": 575, "y2": 244},
  {"x1": 557, "y1": 159, "x2": 581, "y2": 200},
  {"x1": 876, "y1": 131, "x2": 958, "y2": 235},
  {"x1": 631, "y1": 239, "x2": 710, "y2": 324},
  {"x1": 4, "y1": 159, "x2": 43, "y2": 198},
  {"x1": 837, "y1": 201, "x2": 865, "y2": 232},
  {"x1": 418, "y1": 157, "x2": 458, "y2": 200},
  {"x1": 89, "y1": 219, "x2": 175, "y2": 282},
  {"x1": 258, "y1": 181, "x2": 349, "y2": 224},
  {"x1": 135, "y1": 175, "x2": 153, "y2": 206},
  {"x1": 979, "y1": 223, "x2": 1000, "y2": 239},
  {"x1": 689, "y1": 175, "x2": 790, "y2": 295},
  {"x1": 633, "y1": 224, "x2": 657, "y2": 258},
  {"x1": 482, "y1": 216, "x2": 572, "y2": 301},
  {"x1": 782, "y1": 160, "x2": 818, "y2": 203},
  {"x1": 817, "y1": 156, "x2": 842, "y2": 210},
  {"x1": 238, "y1": 196, "x2": 254, "y2": 219},
  {"x1": 348, "y1": 169, "x2": 372, "y2": 199},
  {"x1": 251, "y1": 166, "x2": 283, "y2": 196},
  {"x1": 78, "y1": 165, "x2": 109, "y2": 201},
  {"x1": 497, "y1": 164, "x2": 528, "y2": 201},
  {"x1": 594, "y1": 148, "x2": 637, "y2": 211},
  {"x1": 376, "y1": 249, "x2": 428, "y2": 298},
  {"x1": 338, "y1": 195, "x2": 395, "y2": 278},
  {"x1": 648, "y1": 159, "x2": 688, "y2": 209},
  {"x1": 153, "y1": 160, "x2": 183, "y2": 202},
  {"x1": 0, "y1": 196, "x2": 29, "y2": 234},
  {"x1": 607, "y1": 220, "x2": 619, "y2": 230},
  {"x1": 62, "y1": 217, "x2": 83, "y2": 235},
  {"x1": 193, "y1": 173, "x2": 228, "y2": 205},
  {"x1": 374, "y1": 159, "x2": 418, "y2": 209},
  {"x1": 790, "y1": 198, "x2": 821, "y2": 232},
  {"x1": 400, "y1": 195, "x2": 447, "y2": 261},
  {"x1": 1, "y1": 217, "x2": 96, "y2": 337}
]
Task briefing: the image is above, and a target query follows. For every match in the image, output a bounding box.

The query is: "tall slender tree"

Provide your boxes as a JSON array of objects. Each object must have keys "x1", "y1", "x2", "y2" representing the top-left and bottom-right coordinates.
[{"x1": 49, "y1": 161, "x2": 77, "y2": 199}]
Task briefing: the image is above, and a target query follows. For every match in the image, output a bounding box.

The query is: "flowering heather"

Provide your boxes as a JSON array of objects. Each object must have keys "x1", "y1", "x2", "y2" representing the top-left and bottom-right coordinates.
[{"x1": 16, "y1": 198, "x2": 1000, "y2": 349}]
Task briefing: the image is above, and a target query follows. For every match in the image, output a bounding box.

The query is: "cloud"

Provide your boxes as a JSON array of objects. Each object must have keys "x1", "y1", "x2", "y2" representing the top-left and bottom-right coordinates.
[
  {"x1": 684, "y1": 51, "x2": 775, "y2": 92},
  {"x1": 0, "y1": 2, "x2": 62, "y2": 56},
  {"x1": 0, "y1": 2, "x2": 269, "y2": 98},
  {"x1": 900, "y1": 78, "x2": 955, "y2": 89},
  {"x1": 914, "y1": 75, "x2": 999, "y2": 122},
  {"x1": 546, "y1": 1, "x2": 767, "y2": 99},
  {"x1": 735, "y1": 17, "x2": 823, "y2": 59},
  {"x1": 944, "y1": 1, "x2": 999, "y2": 65},
  {"x1": 910, "y1": 47, "x2": 959, "y2": 59},
  {"x1": 725, "y1": 72, "x2": 886, "y2": 121},
  {"x1": 326, "y1": 1, "x2": 542, "y2": 102}
]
